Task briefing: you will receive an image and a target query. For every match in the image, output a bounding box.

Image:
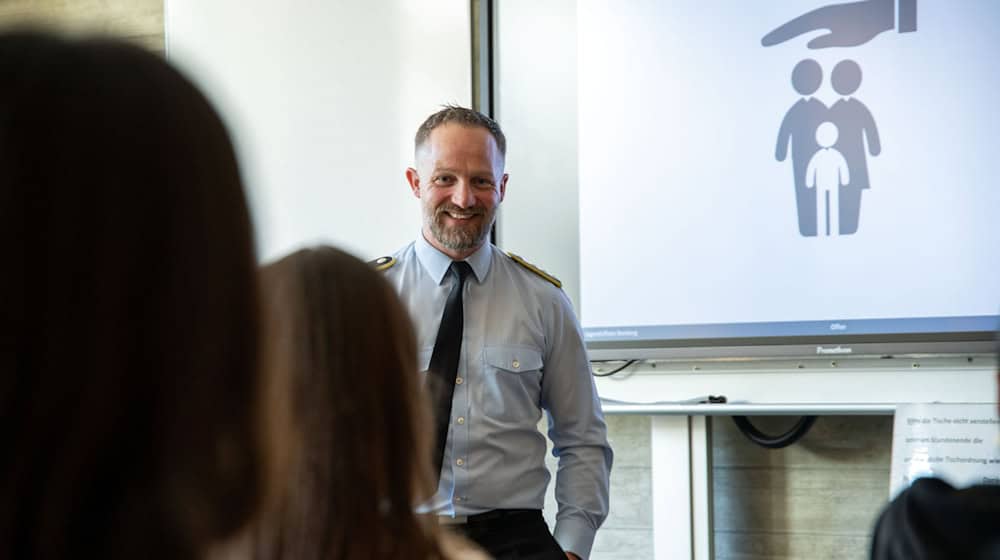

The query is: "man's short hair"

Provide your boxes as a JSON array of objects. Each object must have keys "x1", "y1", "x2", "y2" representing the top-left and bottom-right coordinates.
[{"x1": 414, "y1": 105, "x2": 506, "y2": 157}]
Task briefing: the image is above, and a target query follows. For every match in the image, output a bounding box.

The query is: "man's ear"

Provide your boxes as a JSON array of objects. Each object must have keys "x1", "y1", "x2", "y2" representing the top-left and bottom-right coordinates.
[
  {"x1": 405, "y1": 167, "x2": 421, "y2": 199},
  {"x1": 498, "y1": 173, "x2": 509, "y2": 203}
]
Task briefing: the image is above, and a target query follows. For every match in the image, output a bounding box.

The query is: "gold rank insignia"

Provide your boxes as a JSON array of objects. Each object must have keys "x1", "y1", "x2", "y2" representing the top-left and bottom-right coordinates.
[
  {"x1": 507, "y1": 252, "x2": 562, "y2": 288},
  {"x1": 370, "y1": 256, "x2": 396, "y2": 272}
]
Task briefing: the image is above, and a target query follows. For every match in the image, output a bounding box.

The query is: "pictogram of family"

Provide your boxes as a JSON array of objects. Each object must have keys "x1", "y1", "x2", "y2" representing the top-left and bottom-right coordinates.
[{"x1": 776, "y1": 59, "x2": 880, "y2": 237}]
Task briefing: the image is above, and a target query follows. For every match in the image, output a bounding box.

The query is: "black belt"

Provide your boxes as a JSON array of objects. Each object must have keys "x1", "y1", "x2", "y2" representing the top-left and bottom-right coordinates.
[{"x1": 439, "y1": 508, "x2": 540, "y2": 526}]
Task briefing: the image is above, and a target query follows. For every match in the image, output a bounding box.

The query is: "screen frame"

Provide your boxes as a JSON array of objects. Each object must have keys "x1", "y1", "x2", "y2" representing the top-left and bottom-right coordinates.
[{"x1": 586, "y1": 331, "x2": 996, "y2": 361}]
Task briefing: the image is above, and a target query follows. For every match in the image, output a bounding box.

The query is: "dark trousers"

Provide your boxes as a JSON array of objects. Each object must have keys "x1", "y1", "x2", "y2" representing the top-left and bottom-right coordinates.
[{"x1": 453, "y1": 509, "x2": 565, "y2": 560}]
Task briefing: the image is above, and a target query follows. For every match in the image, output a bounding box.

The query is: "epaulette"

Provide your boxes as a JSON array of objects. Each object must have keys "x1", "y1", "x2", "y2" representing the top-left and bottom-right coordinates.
[
  {"x1": 506, "y1": 252, "x2": 562, "y2": 288},
  {"x1": 369, "y1": 256, "x2": 396, "y2": 272}
]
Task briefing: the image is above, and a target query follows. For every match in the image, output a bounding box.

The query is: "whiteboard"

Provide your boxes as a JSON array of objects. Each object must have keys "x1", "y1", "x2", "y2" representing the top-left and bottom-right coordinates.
[{"x1": 575, "y1": 0, "x2": 1000, "y2": 348}]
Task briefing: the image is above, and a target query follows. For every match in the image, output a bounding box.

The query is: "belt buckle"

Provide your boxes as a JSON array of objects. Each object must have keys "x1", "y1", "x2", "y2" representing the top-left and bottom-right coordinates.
[{"x1": 439, "y1": 515, "x2": 468, "y2": 525}]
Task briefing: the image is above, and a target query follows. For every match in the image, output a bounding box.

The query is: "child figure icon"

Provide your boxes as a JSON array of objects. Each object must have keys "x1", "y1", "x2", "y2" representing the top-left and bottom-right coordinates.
[{"x1": 806, "y1": 122, "x2": 850, "y2": 236}]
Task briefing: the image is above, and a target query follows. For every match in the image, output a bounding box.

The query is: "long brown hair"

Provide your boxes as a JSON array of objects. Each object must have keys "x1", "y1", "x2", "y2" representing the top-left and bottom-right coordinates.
[
  {"x1": 0, "y1": 31, "x2": 265, "y2": 558},
  {"x1": 257, "y1": 246, "x2": 444, "y2": 560}
]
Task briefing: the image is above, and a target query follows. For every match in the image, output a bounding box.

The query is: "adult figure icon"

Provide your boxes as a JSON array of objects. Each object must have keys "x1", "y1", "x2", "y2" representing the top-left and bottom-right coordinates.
[
  {"x1": 776, "y1": 59, "x2": 828, "y2": 237},
  {"x1": 828, "y1": 59, "x2": 881, "y2": 235}
]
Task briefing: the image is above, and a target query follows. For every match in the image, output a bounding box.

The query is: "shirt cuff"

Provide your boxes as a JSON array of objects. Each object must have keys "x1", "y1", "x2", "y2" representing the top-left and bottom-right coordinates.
[{"x1": 553, "y1": 516, "x2": 597, "y2": 560}]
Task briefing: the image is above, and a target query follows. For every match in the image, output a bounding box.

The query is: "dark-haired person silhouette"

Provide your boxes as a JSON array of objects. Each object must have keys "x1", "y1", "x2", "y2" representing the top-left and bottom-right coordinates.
[
  {"x1": 828, "y1": 59, "x2": 881, "y2": 235},
  {"x1": 1, "y1": 31, "x2": 273, "y2": 559},
  {"x1": 776, "y1": 59, "x2": 828, "y2": 237}
]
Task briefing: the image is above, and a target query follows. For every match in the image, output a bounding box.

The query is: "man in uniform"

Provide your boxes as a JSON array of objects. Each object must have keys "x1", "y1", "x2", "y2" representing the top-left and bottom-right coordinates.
[{"x1": 376, "y1": 106, "x2": 612, "y2": 560}]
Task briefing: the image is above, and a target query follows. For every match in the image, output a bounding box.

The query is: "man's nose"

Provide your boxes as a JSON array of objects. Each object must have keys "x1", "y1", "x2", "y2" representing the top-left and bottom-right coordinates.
[{"x1": 450, "y1": 180, "x2": 476, "y2": 208}]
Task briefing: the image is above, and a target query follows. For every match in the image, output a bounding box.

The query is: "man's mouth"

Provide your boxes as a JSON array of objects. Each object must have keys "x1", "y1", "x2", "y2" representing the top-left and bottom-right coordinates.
[{"x1": 439, "y1": 207, "x2": 483, "y2": 221}]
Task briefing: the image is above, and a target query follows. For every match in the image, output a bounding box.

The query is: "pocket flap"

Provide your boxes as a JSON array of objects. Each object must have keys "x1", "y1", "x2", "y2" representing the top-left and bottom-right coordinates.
[{"x1": 484, "y1": 345, "x2": 543, "y2": 372}]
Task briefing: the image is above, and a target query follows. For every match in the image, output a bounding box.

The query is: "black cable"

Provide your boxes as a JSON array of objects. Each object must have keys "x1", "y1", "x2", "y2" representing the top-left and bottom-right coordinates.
[
  {"x1": 592, "y1": 359, "x2": 638, "y2": 377},
  {"x1": 731, "y1": 415, "x2": 818, "y2": 449}
]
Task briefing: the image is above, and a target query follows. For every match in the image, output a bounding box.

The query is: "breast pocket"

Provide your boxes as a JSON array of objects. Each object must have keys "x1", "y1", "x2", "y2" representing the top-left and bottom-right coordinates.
[{"x1": 481, "y1": 345, "x2": 544, "y2": 422}]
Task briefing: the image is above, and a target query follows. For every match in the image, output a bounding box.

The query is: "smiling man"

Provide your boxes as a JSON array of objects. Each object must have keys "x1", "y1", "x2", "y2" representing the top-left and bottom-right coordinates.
[
  {"x1": 410, "y1": 118, "x2": 502, "y2": 259},
  {"x1": 376, "y1": 106, "x2": 612, "y2": 560}
]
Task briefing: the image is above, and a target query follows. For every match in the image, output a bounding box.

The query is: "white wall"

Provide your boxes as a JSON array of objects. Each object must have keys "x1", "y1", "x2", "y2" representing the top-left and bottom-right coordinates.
[{"x1": 165, "y1": 0, "x2": 471, "y2": 262}]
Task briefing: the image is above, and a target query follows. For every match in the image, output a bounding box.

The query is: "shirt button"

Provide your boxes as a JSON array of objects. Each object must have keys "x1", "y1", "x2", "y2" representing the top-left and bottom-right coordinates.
[
  {"x1": 456, "y1": 458, "x2": 464, "y2": 466},
  {"x1": 455, "y1": 377, "x2": 463, "y2": 385},
  {"x1": 512, "y1": 360, "x2": 520, "y2": 369},
  {"x1": 456, "y1": 416, "x2": 465, "y2": 425},
  {"x1": 454, "y1": 496, "x2": 462, "y2": 503}
]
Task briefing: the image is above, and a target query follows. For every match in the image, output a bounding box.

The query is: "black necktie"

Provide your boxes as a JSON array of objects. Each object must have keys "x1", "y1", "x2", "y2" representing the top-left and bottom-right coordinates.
[{"x1": 426, "y1": 261, "x2": 473, "y2": 480}]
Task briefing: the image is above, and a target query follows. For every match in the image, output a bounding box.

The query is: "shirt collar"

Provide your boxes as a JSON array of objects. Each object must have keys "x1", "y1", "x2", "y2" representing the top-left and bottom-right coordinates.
[{"x1": 415, "y1": 233, "x2": 492, "y2": 285}]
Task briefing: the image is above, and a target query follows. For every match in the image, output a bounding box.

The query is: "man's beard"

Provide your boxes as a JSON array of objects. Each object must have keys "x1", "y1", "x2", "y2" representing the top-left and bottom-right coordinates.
[{"x1": 427, "y1": 203, "x2": 494, "y2": 251}]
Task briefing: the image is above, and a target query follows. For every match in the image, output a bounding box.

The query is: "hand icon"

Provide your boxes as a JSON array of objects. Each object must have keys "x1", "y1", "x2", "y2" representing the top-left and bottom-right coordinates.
[{"x1": 762, "y1": 0, "x2": 904, "y2": 49}]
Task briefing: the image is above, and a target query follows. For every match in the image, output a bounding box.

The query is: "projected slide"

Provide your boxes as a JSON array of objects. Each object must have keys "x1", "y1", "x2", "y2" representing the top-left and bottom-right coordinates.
[{"x1": 578, "y1": 0, "x2": 1000, "y2": 344}]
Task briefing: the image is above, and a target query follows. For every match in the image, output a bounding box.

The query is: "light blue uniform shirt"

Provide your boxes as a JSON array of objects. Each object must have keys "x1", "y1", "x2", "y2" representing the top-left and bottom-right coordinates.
[{"x1": 382, "y1": 235, "x2": 613, "y2": 559}]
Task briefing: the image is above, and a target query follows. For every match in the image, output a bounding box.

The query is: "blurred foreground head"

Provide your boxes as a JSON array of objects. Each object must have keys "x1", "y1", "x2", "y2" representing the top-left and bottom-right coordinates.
[
  {"x1": 0, "y1": 31, "x2": 266, "y2": 558},
  {"x1": 258, "y1": 246, "x2": 444, "y2": 560}
]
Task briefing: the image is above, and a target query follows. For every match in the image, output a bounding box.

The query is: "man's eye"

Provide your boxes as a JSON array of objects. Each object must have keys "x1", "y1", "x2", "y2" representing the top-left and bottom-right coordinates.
[
  {"x1": 434, "y1": 175, "x2": 454, "y2": 184},
  {"x1": 474, "y1": 178, "x2": 494, "y2": 187}
]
